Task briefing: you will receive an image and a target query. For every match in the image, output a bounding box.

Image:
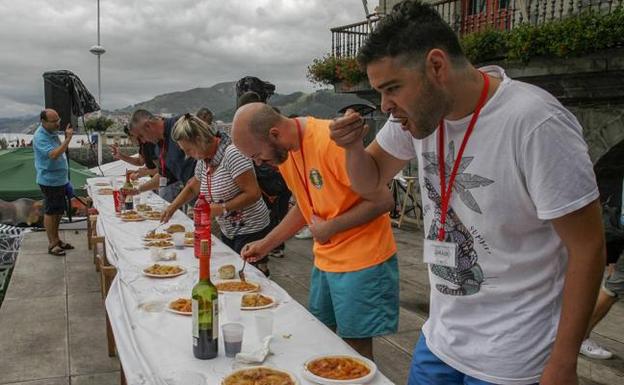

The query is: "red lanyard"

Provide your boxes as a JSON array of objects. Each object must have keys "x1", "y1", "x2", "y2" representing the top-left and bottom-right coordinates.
[
  {"x1": 290, "y1": 118, "x2": 315, "y2": 214},
  {"x1": 206, "y1": 167, "x2": 213, "y2": 203},
  {"x1": 203, "y1": 137, "x2": 221, "y2": 203},
  {"x1": 159, "y1": 139, "x2": 167, "y2": 176},
  {"x1": 437, "y1": 71, "x2": 490, "y2": 241}
]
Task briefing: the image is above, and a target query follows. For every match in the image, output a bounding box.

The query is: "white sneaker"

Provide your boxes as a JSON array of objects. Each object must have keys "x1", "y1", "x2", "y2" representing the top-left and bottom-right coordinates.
[
  {"x1": 269, "y1": 249, "x2": 285, "y2": 258},
  {"x1": 294, "y1": 226, "x2": 312, "y2": 239},
  {"x1": 580, "y1": 339, "x2": 613, "y2": 359}
]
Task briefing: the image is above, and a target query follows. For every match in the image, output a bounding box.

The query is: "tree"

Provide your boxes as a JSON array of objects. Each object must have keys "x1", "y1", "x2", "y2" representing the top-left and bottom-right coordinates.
[
  {"x1": 85, "y1": 116, "x2": 114, "y2": 132},
  {"x1": 0, "y1": 138, "x2": 8, "y2": 150}
]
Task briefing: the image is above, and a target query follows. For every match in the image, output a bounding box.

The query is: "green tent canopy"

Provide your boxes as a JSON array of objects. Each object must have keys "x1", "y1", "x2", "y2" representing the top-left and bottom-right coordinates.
[{"x1": 0, "y1": 147, "x2": 95, "y2": 201}]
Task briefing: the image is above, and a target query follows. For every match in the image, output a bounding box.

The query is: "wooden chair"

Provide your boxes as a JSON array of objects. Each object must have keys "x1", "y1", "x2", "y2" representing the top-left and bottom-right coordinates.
[
  {"x1": 87, "y1": 214, "x2": 98, "y2": 250},
  {"x1": 100, "y1": 263, "x2": 127, "y2": 384},
  {"x1": 391, "y1": 176, "x2": 423, "y2": 229},
  {"x1": 92, "y1": 236, "x2": 109, "y2": 274},
  {"x1": 100, "y1": 264, "x2": 117, "y2": 357}
]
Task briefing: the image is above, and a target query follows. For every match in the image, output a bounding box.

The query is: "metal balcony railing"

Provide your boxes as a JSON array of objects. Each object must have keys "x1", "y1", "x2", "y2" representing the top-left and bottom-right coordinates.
[{"x1": 331, "y1": 0, "x2": 623, "y2": 58}]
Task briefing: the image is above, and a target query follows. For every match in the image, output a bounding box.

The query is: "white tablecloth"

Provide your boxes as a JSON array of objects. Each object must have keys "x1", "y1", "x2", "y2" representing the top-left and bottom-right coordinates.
[{"x1": 86, "y1": 177, "x2": 395, "y2": 385}]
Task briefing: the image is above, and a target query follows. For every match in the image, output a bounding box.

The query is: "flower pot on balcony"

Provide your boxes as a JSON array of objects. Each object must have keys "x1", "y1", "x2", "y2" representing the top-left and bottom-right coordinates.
[{"x1": 333, "y1": 80, "x2": 372, "y2": 93}]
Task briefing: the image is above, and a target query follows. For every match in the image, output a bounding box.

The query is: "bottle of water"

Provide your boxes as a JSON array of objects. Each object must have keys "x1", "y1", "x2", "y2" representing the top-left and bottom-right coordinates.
[{"x1": 194, "y1": 193, "x2": 211, "y2": 259}]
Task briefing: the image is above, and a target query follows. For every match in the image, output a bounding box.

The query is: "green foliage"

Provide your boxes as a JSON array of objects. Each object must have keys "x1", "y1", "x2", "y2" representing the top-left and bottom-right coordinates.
[
  {"x1": 461, "y1": 28, "x2": 508, "y2": 64},
  {"x1": 308, "y1": 7, "x2": 624, "y2": 84},
  {"x1": 0, "y1": 138, "x2": 7, "y2": 150},
  {"x1": 84, "y1": 116, "x2": 114, "y2": 132},
  {"x1": 68, "y1": 145, "x2": 139, "y2": 168},
  {"x1": 307, "y1": 55, "x2": 367, "y2": 86},
  {"x1": 481, "y1": 8, "x2": 624, "y2": 63}
]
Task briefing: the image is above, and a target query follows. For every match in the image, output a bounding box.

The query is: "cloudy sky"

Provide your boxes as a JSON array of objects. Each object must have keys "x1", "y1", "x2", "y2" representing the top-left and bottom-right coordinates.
[{"x1": 0, "y1": 0, "x2": 367, "y2": 118}]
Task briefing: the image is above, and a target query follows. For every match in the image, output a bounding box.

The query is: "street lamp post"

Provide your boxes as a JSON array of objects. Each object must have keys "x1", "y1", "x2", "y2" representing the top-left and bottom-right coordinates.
[{"x1": 89, "y1": 0, "x2": 106, "y2": 166}]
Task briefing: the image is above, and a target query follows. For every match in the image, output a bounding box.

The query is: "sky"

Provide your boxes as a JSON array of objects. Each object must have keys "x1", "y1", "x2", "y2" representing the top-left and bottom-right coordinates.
[{"x1": 0, "y1": 0, "x2": 367, "y2": 118}]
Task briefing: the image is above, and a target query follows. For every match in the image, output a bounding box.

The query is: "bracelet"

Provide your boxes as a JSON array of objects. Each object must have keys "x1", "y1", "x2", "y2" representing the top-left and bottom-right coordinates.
[{"x1": 221, "y1": 203, "x2": 228, "y2": 217}]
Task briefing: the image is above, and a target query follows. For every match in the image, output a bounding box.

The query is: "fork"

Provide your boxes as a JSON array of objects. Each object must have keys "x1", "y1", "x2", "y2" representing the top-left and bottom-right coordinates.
[
  {"x1": 238, "y1": 259, "x2": 247, "y2": 282},
  {"x1": 146, "y1": 221, "x2": 165, "y2": 236}
]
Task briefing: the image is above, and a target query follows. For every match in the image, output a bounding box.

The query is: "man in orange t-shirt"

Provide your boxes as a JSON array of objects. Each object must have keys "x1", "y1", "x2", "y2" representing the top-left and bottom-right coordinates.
[{"x1": 232, "y1": 102, "x2": 399, "y2": 359}]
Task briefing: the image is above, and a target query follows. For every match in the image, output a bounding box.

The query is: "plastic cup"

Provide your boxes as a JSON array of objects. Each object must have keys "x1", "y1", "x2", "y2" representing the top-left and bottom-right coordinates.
[
  {"x1": 150, "y1": 247, "x2": 162, "y2": 261},
  {"x1": 222, "y1": 323, "x2": 244, "y2": 358},
  {"x1": 254, "y1": 312, "x2": 274, "y2": 342},
  {"x1": 172, "y1": 232, "x2": 185, "y2": 250},
  {"x1": 223, "y1": 292, "x2": 242, "y2": 321}
]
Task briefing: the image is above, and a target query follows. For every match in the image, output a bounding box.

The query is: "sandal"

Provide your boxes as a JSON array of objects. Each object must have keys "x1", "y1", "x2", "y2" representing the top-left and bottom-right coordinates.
[
  {"x1": 58, "y1": 241, "x2": 75, "y2": 250},
  {"x1": 48, "y1": 244, "x2": 66, "y2": 256}
]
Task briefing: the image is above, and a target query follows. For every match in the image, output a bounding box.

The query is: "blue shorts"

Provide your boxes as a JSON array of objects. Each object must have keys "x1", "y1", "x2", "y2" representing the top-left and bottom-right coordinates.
[
  {"x1": 309, "y1": 255, "x2": 399, "y2": 338},
  {"x1": 409, "y1": 334, "x2": 538, "y2": 385}
]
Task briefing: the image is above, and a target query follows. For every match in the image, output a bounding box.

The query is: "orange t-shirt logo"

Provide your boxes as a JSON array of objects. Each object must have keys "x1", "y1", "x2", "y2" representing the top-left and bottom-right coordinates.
[{"x1": 309, "y1": 168, "x2": 323, "y2": 189}]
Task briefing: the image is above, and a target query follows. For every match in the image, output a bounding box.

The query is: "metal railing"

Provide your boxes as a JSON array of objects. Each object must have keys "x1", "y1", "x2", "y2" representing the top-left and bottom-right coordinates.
[
  {"x1": 331, "y1": 17, "x2": 380, "y2": 57},
  {"x1": 331, "y1": 0, "x2": 623, "y2": 57}
]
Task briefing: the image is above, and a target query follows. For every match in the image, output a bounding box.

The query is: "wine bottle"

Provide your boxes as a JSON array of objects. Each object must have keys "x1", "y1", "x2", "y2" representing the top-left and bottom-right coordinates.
[
  {"x1": 192, "y1": 240, "x2": 218, "y2": 359},
  {"x1": 120, "y1": 170, "x2": 135, "y2": 211}
]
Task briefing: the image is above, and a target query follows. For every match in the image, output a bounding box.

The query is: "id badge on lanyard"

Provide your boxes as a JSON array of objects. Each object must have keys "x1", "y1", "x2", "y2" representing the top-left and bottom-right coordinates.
[
  {"x1": 423, "y1": 71, "x2": 489, "y2": 268},
  {"x1": 424, "y1": 239, "x2": 457, "y2": 267}
]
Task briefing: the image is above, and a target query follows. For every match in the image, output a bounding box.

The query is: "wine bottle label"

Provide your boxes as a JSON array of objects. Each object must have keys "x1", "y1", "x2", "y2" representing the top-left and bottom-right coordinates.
[
  {"x1": 212, "y1": 299, "x2": 219, "y2": 340},
  {"x1": 192, "y1": 299, "x2": 199, "y2": 339}
]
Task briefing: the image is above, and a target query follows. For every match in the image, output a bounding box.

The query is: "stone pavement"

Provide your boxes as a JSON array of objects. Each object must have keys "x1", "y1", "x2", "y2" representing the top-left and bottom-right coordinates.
[
  {"x1": 0, "y1": 229, "x2": 120, "y2": 385},
  {"x1": 0, "y1": 226, "x2": 621, "y2": 384}
]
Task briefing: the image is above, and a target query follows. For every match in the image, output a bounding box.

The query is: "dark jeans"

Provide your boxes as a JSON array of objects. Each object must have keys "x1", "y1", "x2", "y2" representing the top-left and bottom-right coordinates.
[
  {"x1": 221, "y1": 225, "x2": 271, "y2": 276},
  {"x1": 263, "y1": 191, "x2": 291, "y2": 251}
]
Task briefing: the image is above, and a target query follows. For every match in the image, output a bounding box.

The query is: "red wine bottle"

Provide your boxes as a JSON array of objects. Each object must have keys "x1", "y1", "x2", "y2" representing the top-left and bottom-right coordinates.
[{"x1": 192, "y1": 240, "x2": 218, "y2": 359}]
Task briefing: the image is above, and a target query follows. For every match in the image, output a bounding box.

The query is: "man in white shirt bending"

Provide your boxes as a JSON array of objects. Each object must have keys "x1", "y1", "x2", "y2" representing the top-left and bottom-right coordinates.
[{"x1": 330, "y1": 1, "x2": 605, "y2": 385}]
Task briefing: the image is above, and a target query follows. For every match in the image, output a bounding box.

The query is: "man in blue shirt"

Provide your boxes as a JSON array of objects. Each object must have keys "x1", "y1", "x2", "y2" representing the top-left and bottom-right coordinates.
[
  {"x1": 128, "y1": 109, "x2": 196, "y2": 202},
  {"x1": 33, "y1": 109, "x2": 74, "y2": 256}
]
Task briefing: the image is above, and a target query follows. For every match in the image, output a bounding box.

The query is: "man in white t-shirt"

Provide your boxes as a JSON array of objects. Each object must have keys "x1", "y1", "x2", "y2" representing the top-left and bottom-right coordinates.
[{"x1": 330, "y1": 1, "x2": 606, "y2": 385}]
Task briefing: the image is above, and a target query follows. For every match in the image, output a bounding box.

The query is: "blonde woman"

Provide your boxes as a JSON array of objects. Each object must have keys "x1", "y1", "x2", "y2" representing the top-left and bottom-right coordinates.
[{"x1": 162, "y1": 113, "x2": 271, "y2": 276}]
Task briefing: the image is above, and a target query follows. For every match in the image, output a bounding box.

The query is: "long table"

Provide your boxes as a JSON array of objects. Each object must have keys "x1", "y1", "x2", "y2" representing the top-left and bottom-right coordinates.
[{"x1": 87, "y1": 177, "x2": 394, "y2": 385}]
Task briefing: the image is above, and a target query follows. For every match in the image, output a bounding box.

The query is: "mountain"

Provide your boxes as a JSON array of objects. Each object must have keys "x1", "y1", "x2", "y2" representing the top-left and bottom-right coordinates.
[
  {"x1": 0, "y1": 116, "x2": 39, "y2": 134},
  {"x1": 118, "y1": 82, "x2": 371, "y2": 122},
  {"x1": 117, "y1": 81, "x2": 238, "y2": 117},
  {"x1": 0, "y1": 81, "x2": 372, "y2": 132}
]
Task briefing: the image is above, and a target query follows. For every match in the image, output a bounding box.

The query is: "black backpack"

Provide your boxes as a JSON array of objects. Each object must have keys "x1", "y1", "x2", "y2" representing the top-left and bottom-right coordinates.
[
  {"x1": 254, "y1": 164, "x2": 288, "y2": 198},
  {"x1": 235, "y1": 76, "x2": 276, "y2": 104}
]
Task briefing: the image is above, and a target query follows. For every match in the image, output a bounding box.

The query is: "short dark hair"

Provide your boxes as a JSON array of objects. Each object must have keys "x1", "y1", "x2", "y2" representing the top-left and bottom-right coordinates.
[
  {"x1": 237, "y1": 91, "x2": 262, "y2": 108},
  {"x1": 40, "y1": 110, "x2": 48, "y2": 121},
  {"x1": 358, "y1": 0, "x2": 466, "y2": 68},
  {"x1": 129, "y1": 109, "x2": 156, "y2": 132},
  {"x1": 196, "y1": 107, "x2": 213, "y2": 119}
]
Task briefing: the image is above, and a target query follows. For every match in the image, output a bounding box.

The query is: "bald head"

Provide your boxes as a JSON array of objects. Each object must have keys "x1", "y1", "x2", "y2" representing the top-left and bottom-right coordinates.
[
  {"x1": 40, "y1": 108, "x2": 61, "y2": 131},
  {"x1": 232, "y1": 102, "x2": 291, "y2": 166},
  {"x1": 233, "y1": 102, "x2": 282, "y2": 140},
  {"x1": 40, "y1": 108, "x2": 58, "y2": 121}
]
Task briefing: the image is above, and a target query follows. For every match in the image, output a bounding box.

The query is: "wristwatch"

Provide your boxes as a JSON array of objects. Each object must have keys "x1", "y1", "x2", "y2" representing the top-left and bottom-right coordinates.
[{"x1": 221, "y1": 202, "x2": 228, "y2": 217}]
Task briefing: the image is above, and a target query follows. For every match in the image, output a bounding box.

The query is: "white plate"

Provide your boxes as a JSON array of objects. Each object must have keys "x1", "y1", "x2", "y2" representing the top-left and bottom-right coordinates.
[
  {"x1": 166, "y1": 300, "x2": 192, "y2": 316},
  {"x1": 302, "y1": 355, "x2": 377, "y2": 385},
  {"x1": 143, "y1": 234, "x2": 173, "y2": 242},
  {"x1": 222, "y1": 366, "x2": 298, "y2": 385},
  {"x1": 121, "y1": 216, "x2": 145, "y2": 222},
  {"x1": 143, "y1": 241, "x2": 174, "y2": 249},
  {"x1": 142, "y1": 266, "x2": 186, "y2": 278},
  {"x1": 166, "y1": 307, "x2": 192, "y2": 316},
  {"x1": 240, "y1": 293, "x2": 276, "y2": 310},
  {"x1": 214, "y1": 279, "x2": 260, "y2": 293}
]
